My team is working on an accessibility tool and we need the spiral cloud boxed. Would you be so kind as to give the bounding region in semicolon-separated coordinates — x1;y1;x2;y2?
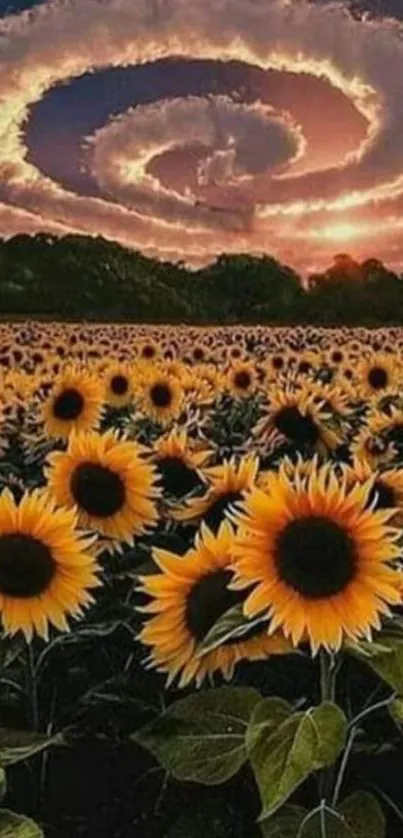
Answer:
0;0;403;273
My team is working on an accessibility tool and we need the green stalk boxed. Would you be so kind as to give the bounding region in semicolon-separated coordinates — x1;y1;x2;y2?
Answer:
26;641;39;733
318;650;337;801
319;649;334;703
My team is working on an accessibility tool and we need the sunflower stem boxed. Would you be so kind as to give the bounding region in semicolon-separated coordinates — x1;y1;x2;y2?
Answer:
319;649;335;703
318;650;337;801
26;641;39;733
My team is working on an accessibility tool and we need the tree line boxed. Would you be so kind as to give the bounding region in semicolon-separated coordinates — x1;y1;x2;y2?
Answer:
0;232;402;325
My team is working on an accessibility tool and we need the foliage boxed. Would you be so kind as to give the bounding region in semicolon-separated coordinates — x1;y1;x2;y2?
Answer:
1;233;403;324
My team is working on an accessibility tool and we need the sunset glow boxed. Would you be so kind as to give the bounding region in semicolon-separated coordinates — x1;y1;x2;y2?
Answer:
313;222;370;242
0;0;402;274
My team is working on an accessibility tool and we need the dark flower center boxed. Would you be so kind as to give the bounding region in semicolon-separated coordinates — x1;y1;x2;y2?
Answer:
275;515;357;598
142;345;156;359
272;356;284;370
234;370;252;390
193;348;204;361
150;383;173;408
0;534;56;598
158;456;201;497
203;491;243;534
297;361;311;374
367;480;396;510
71;462;126;517
331;351;343;363
53;388;84;420
367;366;388;390
274;406;320;446
111;375;129;396
185;569;241;643
386;423;403;447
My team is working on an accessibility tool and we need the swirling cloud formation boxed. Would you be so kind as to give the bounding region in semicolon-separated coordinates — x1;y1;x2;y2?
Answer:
0;0;403;273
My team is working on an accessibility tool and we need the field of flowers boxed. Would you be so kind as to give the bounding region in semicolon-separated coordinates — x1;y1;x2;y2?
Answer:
1;320;403;837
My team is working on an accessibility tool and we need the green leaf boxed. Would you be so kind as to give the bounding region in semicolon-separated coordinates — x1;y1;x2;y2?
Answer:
196;603;269;657
0;729;64;766
0;770;6;804
298;805;351;838
165;799;241;838
349;637;403;692
310;702;347;769
132;686;261;785
248;702;346;820
0;635;25;669
344;640;394;659
0;809;44;837
296;792;386;838
246;698;292;752
260;805;307;837
389;696;403;725
247;701;317;819
339;791;386;838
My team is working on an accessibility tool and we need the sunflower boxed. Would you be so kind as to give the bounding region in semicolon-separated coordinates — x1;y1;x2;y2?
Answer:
343;457;403;526
174;456;259;532
311;382;353;416
375;406;403;451
190;343;209;364
326;346;347;367
0;489;99;641
230;462;402;654
138;370;184;426
352;409;399;468
42;366;104;439
138;339;159;361
265;351;290;378
137;522;292;688
358;353;397;397
152;428;212;499
46;430;160;546
226;362;257;399
104;362;134;408
253;384;341;455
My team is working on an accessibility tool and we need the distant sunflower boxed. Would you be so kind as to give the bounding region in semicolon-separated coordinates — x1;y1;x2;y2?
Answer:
139;370;184;426
137;522;292;688
327;347;346;367
152;428;211;499
42;367;104;439
138;339;159;361
0;489;99;641
227;344;244;362
378;406;403;449
312;382;352;416
230;463;402;654
352;410;398;468
227;362;257;399
359;354;397;397
190;343;208;364
174;456;259;532
339;363;356;385
343;457;403;526
46;430;160;545
104;362;134;408
253;385;341;455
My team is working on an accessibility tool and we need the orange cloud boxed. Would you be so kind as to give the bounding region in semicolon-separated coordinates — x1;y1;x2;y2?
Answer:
0;0;402;274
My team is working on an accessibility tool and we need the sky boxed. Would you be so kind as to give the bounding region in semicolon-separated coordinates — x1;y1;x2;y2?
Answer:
0;0;403;274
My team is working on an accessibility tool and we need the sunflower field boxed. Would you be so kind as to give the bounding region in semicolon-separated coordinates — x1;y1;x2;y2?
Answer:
1;320;403;837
